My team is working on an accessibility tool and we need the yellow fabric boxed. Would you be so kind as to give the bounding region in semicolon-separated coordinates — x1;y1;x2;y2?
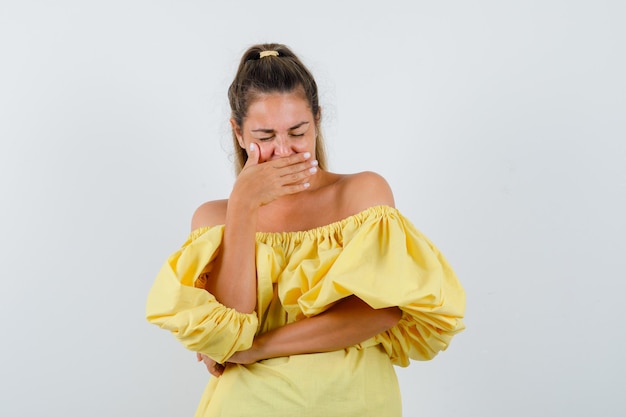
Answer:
145;226;259;363
146;205;465;416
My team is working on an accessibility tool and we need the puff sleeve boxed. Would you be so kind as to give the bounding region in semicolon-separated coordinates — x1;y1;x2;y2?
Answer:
145;226;259;363
297;207;465;366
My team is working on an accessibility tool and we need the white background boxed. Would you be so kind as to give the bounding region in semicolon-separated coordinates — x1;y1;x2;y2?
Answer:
1;1;625;416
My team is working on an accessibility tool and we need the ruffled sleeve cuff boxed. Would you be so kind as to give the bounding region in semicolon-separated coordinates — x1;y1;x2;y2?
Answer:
146;226;258;363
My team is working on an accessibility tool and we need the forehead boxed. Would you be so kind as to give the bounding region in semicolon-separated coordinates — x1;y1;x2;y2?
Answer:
244;92;313;129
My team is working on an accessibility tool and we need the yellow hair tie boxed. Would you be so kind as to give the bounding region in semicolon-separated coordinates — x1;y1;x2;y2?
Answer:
259;50;279;58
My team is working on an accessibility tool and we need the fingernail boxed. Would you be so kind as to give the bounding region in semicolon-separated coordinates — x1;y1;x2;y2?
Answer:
311;160;318;166
303;152;311;159
249;143;256;152
309;167;317;174
303;182;310;188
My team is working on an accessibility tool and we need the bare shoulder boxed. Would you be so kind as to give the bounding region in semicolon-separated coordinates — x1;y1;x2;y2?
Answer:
336;171;395;214
191;199;228;231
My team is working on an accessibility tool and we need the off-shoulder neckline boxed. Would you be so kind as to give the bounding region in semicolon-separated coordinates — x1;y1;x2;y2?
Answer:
189;205;400;242
257;204;398;239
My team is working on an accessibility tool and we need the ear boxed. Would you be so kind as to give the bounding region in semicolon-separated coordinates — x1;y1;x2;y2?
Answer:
315;107;322;124
314;108;322;138
230;118;245;148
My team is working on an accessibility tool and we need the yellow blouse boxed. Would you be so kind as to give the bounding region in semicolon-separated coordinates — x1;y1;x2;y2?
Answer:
146;205;465;417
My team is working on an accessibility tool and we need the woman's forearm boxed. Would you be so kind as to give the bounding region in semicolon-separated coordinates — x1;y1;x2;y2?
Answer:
206;199;258;313
240;296;402;361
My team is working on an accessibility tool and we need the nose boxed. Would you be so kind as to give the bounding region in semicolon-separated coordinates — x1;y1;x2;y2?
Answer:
273;135;294;157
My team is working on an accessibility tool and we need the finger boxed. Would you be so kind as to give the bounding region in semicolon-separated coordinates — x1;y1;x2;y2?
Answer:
200;355;223;376
208;362;225;377
196;352;202;362
243;143;260;168
281;181;312;194
202;358;214;372
269;151;312;169
271;157;318;186
279;163;318;184
266;156;318;186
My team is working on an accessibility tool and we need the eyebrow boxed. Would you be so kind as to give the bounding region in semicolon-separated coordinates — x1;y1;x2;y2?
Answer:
251;121;309;133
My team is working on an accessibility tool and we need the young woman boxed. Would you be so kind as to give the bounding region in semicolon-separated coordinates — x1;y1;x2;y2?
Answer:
146;43;465;417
